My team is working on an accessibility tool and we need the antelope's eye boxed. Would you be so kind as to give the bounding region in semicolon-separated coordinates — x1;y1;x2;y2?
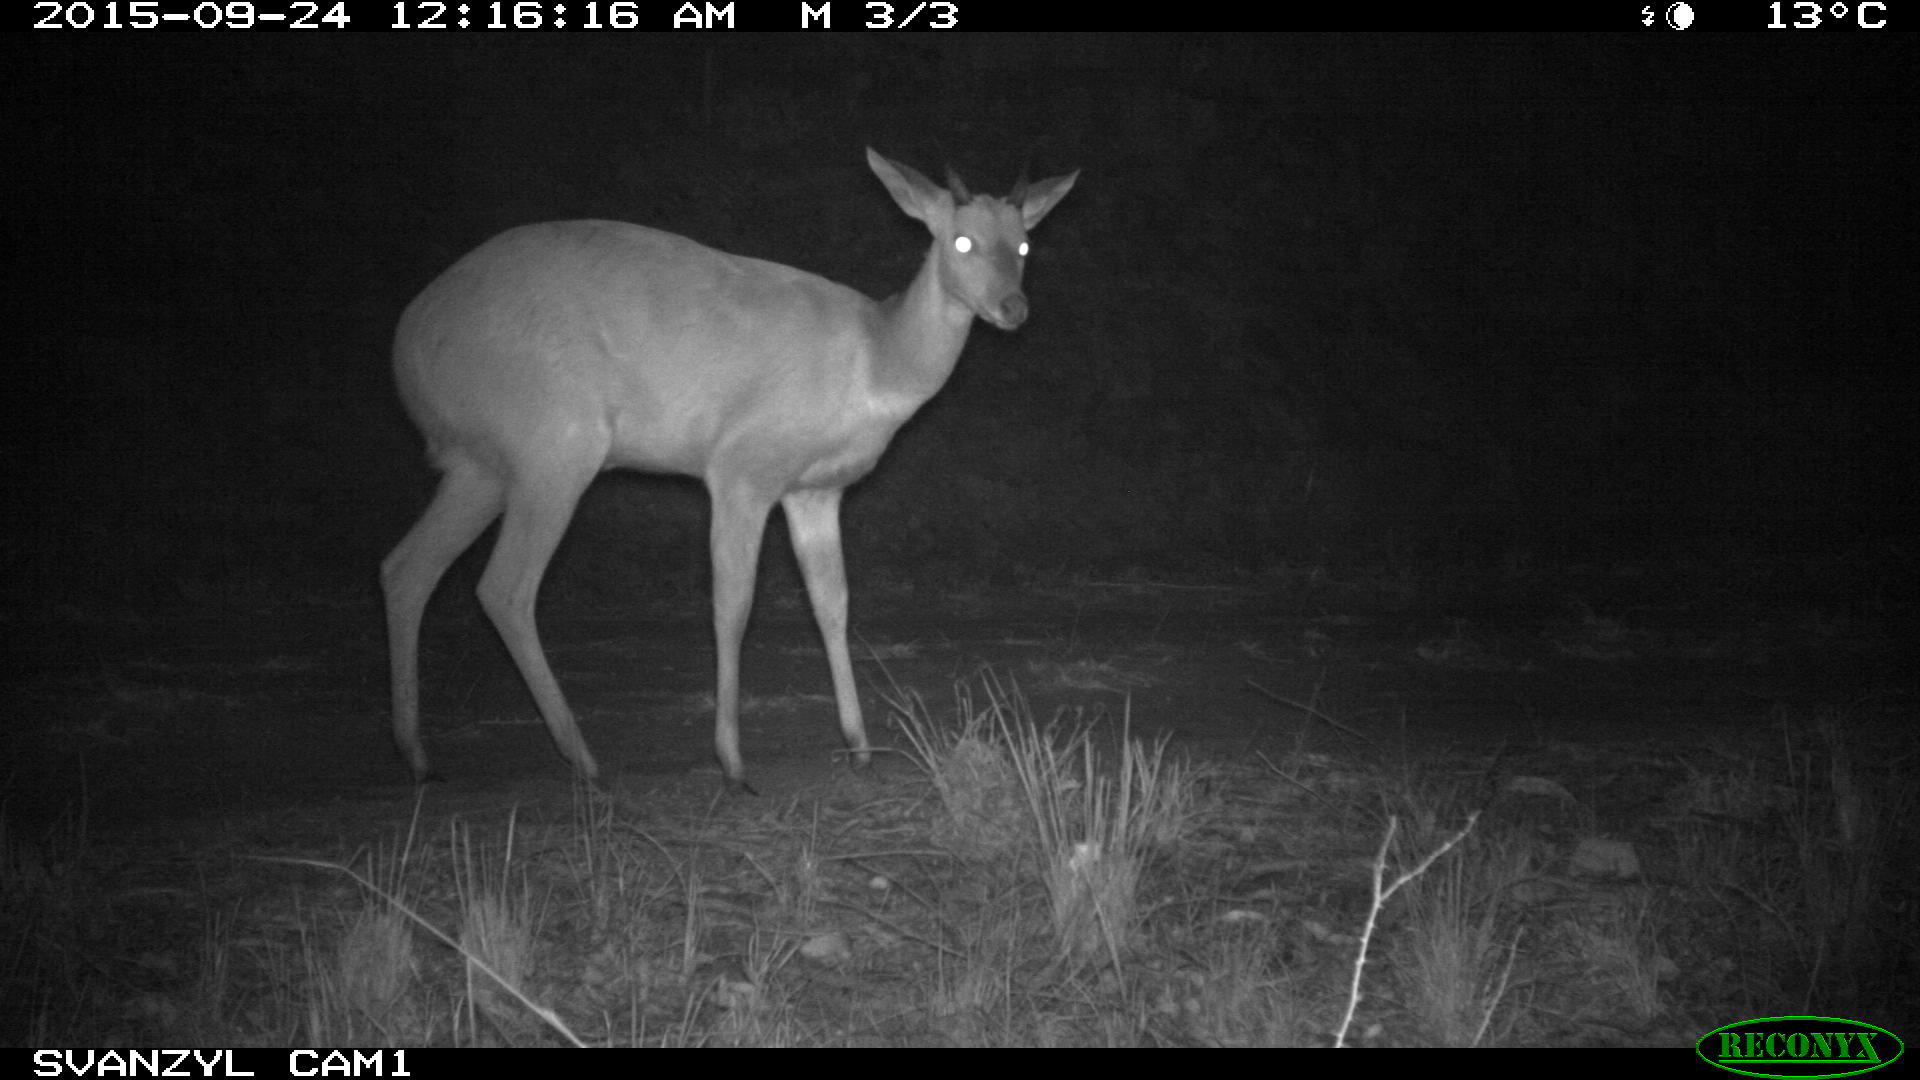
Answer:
1018;241;1030;258
954;236;973;254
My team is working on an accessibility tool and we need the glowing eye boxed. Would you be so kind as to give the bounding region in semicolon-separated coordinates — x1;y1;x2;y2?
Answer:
1018;241;1030;258
954;236;973;254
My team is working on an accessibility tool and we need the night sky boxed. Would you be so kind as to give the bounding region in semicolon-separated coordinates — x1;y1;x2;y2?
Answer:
12;34;1913;614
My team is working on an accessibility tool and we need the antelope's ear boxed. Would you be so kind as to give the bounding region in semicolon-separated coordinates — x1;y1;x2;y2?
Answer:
1018;169;1079;230
868;148;948;224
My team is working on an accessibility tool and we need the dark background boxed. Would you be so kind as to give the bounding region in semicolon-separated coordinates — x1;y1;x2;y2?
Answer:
10;34;1913;619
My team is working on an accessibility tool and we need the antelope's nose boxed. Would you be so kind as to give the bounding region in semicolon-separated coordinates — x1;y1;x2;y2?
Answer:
993;292;1029;330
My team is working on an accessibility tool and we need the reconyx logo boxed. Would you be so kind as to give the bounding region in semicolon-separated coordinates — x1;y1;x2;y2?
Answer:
1697;1016;1903;1079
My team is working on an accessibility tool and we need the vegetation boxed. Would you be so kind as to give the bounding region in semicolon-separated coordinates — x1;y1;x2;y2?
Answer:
7;649;1910;1046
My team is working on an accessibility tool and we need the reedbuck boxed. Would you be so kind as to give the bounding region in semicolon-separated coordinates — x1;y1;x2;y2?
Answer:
382;148;1078;790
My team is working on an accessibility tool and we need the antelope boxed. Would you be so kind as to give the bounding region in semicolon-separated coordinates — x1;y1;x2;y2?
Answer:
381;148;1078;790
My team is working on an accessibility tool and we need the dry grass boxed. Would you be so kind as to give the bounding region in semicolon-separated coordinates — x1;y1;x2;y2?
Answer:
4;678;1912;1046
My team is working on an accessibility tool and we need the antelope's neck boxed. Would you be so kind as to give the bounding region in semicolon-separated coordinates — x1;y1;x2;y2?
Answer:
869;242;975;404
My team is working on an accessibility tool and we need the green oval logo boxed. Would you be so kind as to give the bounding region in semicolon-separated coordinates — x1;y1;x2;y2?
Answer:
1697;1016;1904;1079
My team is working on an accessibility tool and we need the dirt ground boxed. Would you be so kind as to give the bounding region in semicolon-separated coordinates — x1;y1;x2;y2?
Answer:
8;568;1897;834
5;563;1912;1046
